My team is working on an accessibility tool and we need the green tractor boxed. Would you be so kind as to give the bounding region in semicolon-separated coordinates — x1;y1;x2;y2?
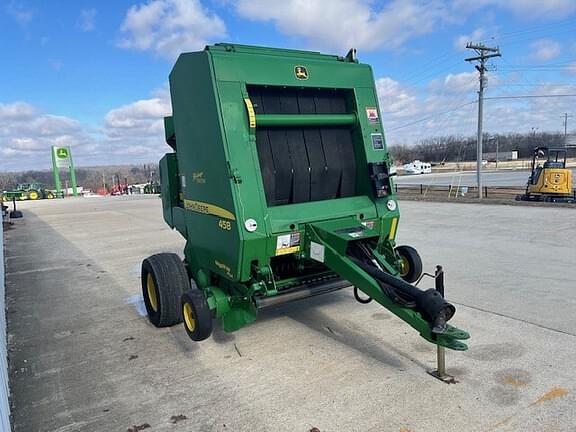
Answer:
12;183;56;200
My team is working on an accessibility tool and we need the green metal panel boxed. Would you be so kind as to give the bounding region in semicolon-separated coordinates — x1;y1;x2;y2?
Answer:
164;116;176;148
169;52;242;280
267;196;379;233
210;47;375;89
159;153;178;227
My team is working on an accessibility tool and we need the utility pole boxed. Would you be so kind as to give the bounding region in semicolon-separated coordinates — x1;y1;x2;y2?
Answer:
562;113;573;147
465;43;501;199
495;136;499;170
531;127;539;146
489;135;500;169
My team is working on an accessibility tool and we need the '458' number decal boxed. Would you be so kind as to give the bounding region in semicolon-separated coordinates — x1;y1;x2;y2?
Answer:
218;220;232;231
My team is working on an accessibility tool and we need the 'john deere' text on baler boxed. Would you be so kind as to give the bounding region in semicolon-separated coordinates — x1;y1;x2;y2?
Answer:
141;44;469;351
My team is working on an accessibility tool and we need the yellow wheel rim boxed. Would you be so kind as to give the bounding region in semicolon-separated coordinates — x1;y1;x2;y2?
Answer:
146;273;158;312
399;255;410;277
29;191;39;200
183;302;196;332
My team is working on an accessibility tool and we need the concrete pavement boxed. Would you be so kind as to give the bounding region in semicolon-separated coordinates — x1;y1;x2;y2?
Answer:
4;196;576;431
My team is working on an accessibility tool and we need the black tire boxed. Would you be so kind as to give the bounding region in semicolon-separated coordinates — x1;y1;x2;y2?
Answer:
141;253;190;327
395;245;423;283
181;290;213;341
45;192;55;199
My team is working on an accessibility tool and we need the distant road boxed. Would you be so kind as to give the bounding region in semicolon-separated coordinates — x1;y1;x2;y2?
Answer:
395;168;576;187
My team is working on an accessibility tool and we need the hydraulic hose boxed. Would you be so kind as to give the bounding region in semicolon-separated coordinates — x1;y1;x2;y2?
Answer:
348;247;455;333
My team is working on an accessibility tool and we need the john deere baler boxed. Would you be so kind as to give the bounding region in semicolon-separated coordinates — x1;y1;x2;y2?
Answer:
142;44;469;351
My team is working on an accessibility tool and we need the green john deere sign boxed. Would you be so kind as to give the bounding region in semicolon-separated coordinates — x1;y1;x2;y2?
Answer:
51;146;78;196
53;146;71;169
56;147;69;159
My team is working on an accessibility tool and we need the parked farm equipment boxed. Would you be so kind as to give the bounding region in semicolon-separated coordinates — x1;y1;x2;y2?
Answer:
2;183;56;201
141;44;469;354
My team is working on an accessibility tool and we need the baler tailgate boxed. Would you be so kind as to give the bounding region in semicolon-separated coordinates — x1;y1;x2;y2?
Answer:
248;86;357;206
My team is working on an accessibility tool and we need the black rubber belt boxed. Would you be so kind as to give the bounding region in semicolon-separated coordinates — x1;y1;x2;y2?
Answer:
255;129;276;205
248;86;355;206
268;129;292;205
304;129;329;201
337;128;357;197
286;129;310;203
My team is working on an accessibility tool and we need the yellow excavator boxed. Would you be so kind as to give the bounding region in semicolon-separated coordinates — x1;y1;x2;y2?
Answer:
516;146;575;203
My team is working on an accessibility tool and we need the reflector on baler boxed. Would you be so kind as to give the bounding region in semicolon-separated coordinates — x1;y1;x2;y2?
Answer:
144;43;469;356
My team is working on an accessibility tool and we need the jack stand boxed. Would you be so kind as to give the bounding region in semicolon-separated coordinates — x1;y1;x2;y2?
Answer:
427;266;457;384
9;197;23;220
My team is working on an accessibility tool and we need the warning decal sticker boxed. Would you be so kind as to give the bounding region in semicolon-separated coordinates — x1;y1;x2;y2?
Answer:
366;107;379;123
371;133;384;150
310;242;325;263
275;232;301;256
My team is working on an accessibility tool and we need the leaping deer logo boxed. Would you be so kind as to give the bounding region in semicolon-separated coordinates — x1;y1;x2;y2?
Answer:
294;66;309;80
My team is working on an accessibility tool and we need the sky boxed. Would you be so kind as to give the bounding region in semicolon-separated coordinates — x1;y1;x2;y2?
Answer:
1;0;575;171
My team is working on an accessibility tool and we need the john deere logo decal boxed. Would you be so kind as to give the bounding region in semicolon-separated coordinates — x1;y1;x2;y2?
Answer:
294;65;308;80
56;148;69;159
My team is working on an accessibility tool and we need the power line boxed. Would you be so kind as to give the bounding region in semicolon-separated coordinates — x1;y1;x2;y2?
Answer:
478;18;576;42
388;94;576;131
476;19;576;47
485;94;576;100
491;84;576;87
499;63;575;67
387;101;477;131
498;68;575;71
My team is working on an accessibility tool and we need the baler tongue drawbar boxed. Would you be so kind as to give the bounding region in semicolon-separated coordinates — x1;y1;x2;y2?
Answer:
304;220;470;351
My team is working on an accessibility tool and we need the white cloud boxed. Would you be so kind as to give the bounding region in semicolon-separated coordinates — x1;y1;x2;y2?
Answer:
0;102;91;170
0;91;173;171
375;78;418;118
529;39;561;62
0;102;36;120
377;74;480;145
454;28;485;51
104;97;170;135
99;93;173;163
443;71;479;93
77;8;97;32
235;0;453;52
5;0;34;27
118;0;227;59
